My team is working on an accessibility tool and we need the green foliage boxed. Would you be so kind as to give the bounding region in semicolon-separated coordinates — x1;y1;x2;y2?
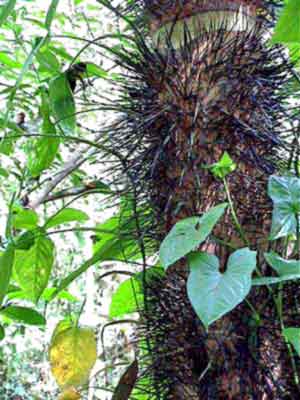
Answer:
159;203;228;269
0;246;15;306
207;151;236;179
45;208;89;229
109;267;164;318
49;73;76;134
187;249;257;329
13;235;55;303
0;305;46;326
283;328;300;356
272;0;300;44
268;176;300;240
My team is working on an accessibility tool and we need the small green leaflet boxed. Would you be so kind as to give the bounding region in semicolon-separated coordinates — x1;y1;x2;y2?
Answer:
0;305;46;326
13;236;55;303
46;0;60;31
268;175;300;240
272;0;300;44
0;0;16;27
160;203;228;270
187;248;257;329
49;73;76;134
0;245;15;306
208;151;236;179
45;208;89;229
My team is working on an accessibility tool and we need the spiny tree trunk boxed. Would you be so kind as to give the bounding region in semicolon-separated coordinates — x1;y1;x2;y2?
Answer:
108;0;299;398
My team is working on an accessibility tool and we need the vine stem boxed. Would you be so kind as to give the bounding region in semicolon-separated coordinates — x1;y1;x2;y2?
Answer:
223;178;250;247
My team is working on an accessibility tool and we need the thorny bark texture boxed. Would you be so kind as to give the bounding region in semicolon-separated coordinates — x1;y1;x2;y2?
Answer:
124;1;300;399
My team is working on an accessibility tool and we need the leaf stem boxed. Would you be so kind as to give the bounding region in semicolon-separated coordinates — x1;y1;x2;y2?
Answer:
223;178;250;247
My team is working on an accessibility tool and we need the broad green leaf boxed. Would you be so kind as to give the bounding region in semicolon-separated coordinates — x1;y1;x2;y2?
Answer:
109;277;142;319
265;252;300;276
272;0;300;44
14;236;55;303
28;88;60;177
0;305;46;326
36;49;60;73
49;324;97;388
160;203;228;269
12;209;39;230
209;152;236;179
268;175;300;240
0;325;4;341
46;0;60;31
187;248;257;328
0;0;16;27
283;328;300;356
45;208;89;229
109;267;164;318
0;246;15;306
49;73;76;134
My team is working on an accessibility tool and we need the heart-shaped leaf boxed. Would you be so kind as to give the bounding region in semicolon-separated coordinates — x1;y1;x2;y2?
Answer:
187;248;257;328
268;175;300;240
160;203;228;269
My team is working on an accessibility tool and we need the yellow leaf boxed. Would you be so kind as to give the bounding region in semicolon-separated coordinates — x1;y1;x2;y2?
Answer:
49;324;97;389
58;388;81;400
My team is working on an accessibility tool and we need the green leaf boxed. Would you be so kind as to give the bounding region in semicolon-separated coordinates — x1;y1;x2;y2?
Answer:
0;52;21;69
159;203;228;270
12;209;39;230
28;88;60;177
14;236;55;303
209;152;237;179
0;246;15;306
0;325;4;341
109;267;164;318
0;305;46;326
0;0;16;27
268;175;300;240
46;0;60;31
45;208;89;229
265;252;300;276
272;0;300;44
41;288;79;303
283;328;300;356
93;200;145;262
86;63;108;79
36;49;60;73
109;277;142;319
49;73;76;134
252;274;300;286
187;248;257;328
